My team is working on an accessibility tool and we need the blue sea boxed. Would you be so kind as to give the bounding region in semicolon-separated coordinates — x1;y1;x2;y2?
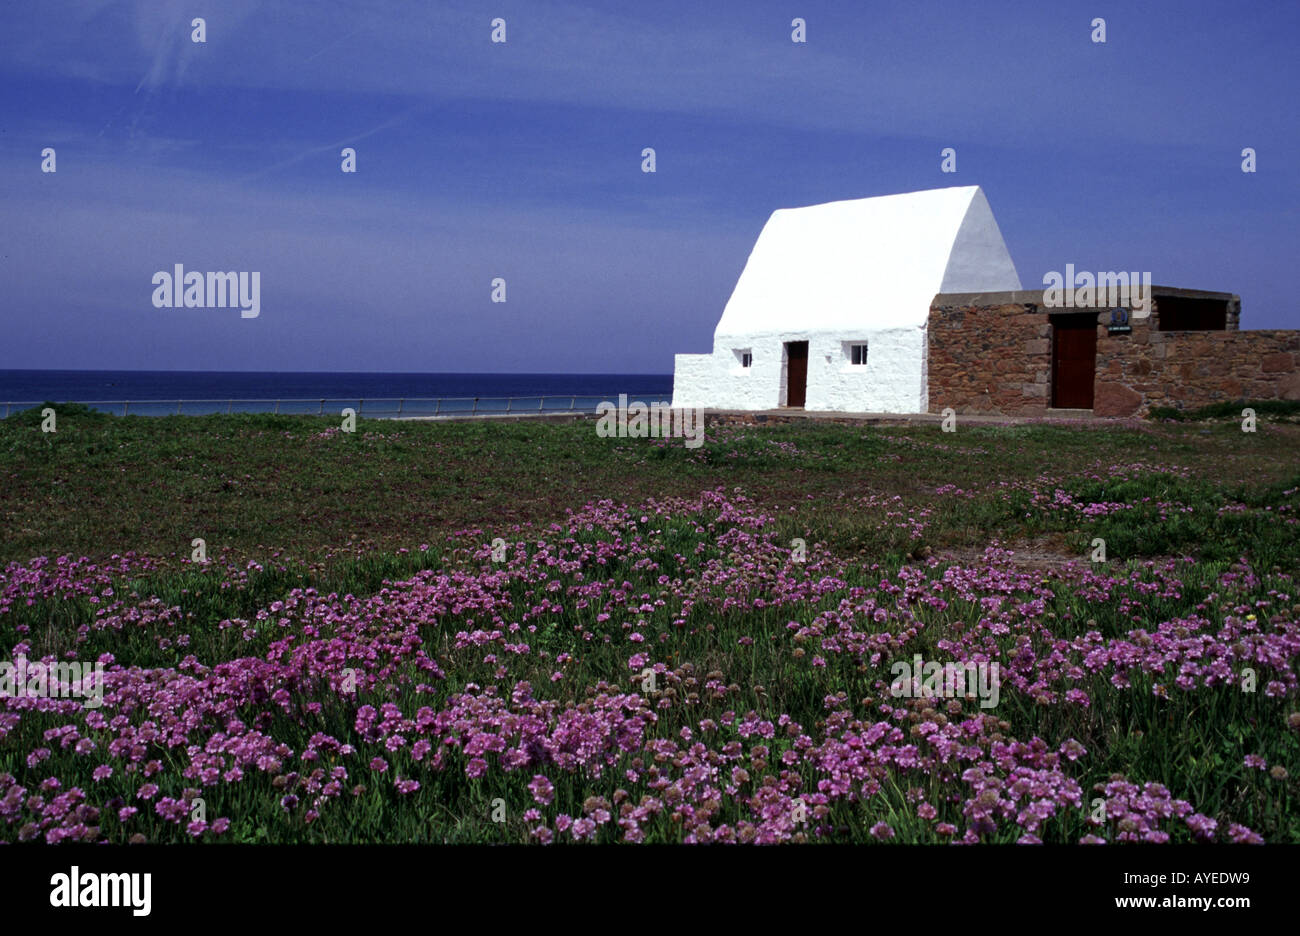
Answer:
0;370;673;418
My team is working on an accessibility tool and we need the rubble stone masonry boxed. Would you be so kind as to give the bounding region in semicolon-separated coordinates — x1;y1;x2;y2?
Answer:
928;289;1300;417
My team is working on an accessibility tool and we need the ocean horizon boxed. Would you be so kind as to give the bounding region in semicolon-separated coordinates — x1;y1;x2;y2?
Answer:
0;369;674;418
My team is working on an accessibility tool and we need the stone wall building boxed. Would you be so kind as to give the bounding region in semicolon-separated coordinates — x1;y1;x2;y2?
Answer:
927;288;1300;417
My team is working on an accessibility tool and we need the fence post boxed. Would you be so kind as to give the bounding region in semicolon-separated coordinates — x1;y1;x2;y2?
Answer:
472;397;478;415
570;395;576;412
505;397;512;414
177;400;182;415
398;398;404;416
358;399;364;416
435;398;441;416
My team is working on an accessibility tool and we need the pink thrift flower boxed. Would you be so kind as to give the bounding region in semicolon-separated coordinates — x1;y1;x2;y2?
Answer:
528;775;555;806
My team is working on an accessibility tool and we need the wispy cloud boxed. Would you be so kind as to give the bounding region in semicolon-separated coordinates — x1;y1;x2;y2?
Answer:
235;106;424;183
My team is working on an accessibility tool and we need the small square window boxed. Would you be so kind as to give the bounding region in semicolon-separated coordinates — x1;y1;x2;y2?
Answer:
741;352;752;368
850;343;868;366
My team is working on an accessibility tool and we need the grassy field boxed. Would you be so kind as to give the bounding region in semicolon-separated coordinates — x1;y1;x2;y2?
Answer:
1;407;1298;843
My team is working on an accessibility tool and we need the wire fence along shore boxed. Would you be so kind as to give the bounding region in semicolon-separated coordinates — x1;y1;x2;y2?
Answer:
0;393;674;420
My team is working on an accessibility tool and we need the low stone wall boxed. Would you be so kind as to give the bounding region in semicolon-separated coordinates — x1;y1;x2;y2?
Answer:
1094;328;1300;416
928;290;1300;417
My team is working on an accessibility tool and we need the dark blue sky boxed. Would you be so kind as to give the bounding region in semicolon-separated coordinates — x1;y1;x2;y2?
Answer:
2;0;1296;373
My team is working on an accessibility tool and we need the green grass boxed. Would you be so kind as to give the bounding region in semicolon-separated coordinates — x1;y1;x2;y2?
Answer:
6;410;1297;567
1148;398;1300;421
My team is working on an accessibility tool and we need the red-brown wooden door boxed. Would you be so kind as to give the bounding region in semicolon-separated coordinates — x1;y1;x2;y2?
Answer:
1051;316;1097;409
785;341;808;407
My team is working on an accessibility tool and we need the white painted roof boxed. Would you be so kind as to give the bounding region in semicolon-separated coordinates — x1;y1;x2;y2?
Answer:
713;186;1022;338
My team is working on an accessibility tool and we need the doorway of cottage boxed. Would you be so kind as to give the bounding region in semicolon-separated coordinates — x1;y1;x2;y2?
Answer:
784;341;808;408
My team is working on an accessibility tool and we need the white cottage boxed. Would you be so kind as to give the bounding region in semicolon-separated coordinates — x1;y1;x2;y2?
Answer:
672;186;1022;413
